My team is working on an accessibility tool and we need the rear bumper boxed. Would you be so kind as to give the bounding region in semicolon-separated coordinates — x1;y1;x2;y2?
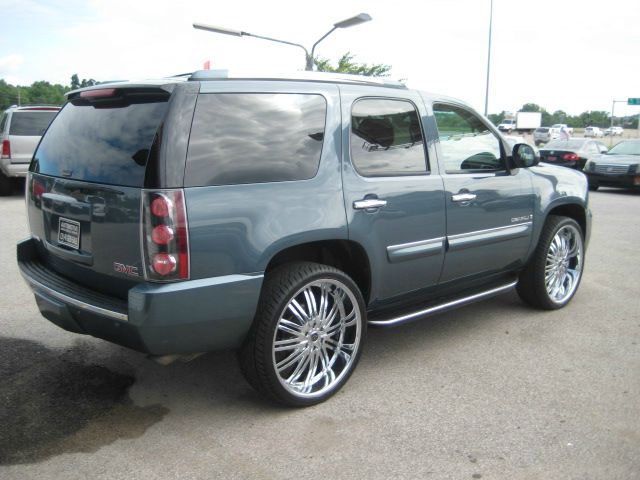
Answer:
18;238;263;355
1;159;29;177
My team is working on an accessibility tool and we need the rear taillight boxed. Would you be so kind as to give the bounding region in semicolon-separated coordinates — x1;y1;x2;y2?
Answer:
1;140;10;159
142;190;189;281
563;153;579;161
32;177;46;198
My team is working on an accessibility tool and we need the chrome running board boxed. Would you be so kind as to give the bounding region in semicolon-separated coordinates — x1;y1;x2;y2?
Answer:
368;280;518;327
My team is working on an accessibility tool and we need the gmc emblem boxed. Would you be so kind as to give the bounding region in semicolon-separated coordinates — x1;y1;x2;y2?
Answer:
113;262;139;277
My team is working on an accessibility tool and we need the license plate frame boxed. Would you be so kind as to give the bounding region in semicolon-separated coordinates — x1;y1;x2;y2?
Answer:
58;217;81;250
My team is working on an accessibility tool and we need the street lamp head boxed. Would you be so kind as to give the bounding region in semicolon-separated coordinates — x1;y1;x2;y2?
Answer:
193;23;243;37
333;13;372;29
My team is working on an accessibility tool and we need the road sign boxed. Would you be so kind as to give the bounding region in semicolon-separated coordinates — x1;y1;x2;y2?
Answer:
628;98;640;105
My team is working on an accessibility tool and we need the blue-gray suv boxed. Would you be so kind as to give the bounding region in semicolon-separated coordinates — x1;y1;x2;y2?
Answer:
18;71;591;406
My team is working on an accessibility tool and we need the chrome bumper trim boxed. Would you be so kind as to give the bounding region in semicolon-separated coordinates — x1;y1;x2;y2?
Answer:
21;272;129;322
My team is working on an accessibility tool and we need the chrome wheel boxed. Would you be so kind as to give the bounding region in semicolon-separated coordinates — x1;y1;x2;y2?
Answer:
544;224;583;304
272;278;362;399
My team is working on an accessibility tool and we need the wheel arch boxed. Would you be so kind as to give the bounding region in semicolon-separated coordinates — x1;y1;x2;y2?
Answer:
546;202;587;238
263;240;372;304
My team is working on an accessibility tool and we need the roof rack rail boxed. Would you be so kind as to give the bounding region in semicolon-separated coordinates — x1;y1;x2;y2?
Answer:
10;104;62;109
188;70;408;89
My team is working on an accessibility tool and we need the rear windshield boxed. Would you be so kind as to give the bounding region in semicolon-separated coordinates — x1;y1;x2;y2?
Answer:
535;128;548;132
32;92;169;187
9;111;58;136
544;139;586;149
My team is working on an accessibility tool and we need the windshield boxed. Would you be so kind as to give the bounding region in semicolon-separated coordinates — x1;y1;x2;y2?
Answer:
543;139;586;150
607;141;640;155
501;119;514;124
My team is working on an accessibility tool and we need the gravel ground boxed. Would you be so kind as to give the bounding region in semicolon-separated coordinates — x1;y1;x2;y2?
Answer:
0;185;639;479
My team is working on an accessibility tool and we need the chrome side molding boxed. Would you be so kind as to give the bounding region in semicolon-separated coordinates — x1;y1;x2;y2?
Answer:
386;237;444;263
368;280;517;327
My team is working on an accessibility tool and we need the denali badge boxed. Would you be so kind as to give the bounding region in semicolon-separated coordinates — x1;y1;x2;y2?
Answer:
113;262;139;277
511;214;533;223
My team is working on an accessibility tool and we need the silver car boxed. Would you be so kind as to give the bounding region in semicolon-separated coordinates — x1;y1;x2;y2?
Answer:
0;105;60;195
533;127;559;146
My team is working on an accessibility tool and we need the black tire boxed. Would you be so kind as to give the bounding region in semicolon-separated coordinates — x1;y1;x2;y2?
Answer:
0;173;12;196
517;216;585;310
588;183;599;191
238;262;366;407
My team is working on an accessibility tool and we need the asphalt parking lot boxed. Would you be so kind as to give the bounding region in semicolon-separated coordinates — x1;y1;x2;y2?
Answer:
1;186;639;479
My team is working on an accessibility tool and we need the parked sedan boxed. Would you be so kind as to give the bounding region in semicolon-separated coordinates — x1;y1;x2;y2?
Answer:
539;138;608;170
583;140;640;191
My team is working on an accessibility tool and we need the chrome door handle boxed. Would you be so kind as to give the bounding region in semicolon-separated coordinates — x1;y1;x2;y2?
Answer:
451;193;476;202
353;198;387;210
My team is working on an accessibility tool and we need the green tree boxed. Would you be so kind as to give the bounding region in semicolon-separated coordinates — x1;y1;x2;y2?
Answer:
0;74;101;110
487;111;506;125
521;103;542;112
70;74;97;90
314;52;391;77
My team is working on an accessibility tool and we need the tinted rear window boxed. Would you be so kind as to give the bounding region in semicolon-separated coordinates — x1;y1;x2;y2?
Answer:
185;93;326;186
544;139;586;150
351;98;427;176
32;93;168;187
9;111;58;136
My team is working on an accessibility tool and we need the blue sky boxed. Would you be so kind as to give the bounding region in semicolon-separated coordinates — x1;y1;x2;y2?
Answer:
1;0;639;117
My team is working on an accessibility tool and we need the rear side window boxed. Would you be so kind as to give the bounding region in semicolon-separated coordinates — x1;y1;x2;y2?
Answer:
9;111;58;136
0;113;7;133
32;92;169;187
350;98;427;177
185;93;326;186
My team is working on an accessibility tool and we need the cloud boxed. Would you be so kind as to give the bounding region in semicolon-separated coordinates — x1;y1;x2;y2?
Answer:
0;55;24;74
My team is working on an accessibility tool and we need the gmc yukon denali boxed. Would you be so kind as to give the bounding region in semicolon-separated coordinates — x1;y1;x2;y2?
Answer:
18;71;591;406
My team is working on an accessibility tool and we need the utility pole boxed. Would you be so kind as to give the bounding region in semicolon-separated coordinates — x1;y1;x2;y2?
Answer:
484;0;493;116
610;99;627;145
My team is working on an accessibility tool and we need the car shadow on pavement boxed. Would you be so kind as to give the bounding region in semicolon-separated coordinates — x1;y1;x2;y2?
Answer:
0;291;531;465
0;337;168;466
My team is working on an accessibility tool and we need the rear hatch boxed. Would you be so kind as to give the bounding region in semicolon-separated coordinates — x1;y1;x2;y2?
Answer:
27;86;172;298
7;108;59;163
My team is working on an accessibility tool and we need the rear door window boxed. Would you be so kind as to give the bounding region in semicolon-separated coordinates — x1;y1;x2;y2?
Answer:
185;93;327;186
32;91;169;187
9;112;58;136
350;98;427;177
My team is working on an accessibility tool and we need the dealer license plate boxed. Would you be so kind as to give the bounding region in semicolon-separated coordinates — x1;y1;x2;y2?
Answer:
58;217;81;249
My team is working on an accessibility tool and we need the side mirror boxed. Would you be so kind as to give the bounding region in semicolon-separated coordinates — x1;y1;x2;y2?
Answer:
512;143;539;168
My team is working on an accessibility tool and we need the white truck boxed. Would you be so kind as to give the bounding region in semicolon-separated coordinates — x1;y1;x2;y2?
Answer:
498;112;542;132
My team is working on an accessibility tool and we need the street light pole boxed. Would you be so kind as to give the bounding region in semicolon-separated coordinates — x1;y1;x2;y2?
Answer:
193;13;372;71
484;0;493;117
